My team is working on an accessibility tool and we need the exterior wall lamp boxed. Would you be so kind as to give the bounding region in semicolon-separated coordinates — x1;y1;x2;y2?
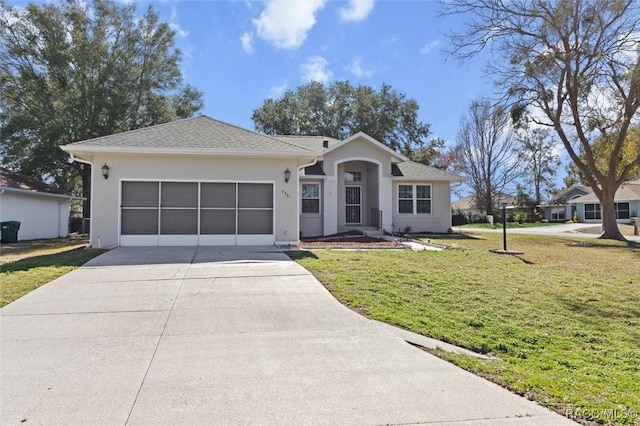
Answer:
284;168;291;183
101;163;110;180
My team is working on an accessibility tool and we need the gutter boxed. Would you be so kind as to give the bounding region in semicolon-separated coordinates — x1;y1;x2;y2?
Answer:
68;153;94;248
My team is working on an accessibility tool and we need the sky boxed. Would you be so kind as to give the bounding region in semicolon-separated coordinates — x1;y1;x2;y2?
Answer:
122;0;495;146
9;0;568;192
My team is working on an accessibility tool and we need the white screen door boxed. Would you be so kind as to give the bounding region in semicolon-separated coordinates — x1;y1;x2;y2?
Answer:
345;185;362;225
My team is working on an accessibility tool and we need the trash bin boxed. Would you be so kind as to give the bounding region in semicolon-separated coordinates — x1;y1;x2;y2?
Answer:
1;221;21;244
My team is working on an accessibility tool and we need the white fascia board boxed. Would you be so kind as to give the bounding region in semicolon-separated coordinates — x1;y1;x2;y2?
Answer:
0;186;84;200
60;144;316;160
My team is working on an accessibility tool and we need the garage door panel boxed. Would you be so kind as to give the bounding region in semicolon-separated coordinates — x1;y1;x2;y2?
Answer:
160;209;198;235
121;209;159;235
122;182;159;207
201;183;235;208
238;210;273;235
238;183;273;208
161;182;198;208
200;210;236;234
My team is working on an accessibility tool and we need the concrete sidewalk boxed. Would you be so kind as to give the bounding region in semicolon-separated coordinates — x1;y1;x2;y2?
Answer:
1;247;574;425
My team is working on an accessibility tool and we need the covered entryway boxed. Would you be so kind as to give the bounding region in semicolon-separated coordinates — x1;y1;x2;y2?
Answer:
119;180;274;246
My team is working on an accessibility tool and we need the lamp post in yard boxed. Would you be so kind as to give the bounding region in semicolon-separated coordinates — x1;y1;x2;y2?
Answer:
500;198;508;251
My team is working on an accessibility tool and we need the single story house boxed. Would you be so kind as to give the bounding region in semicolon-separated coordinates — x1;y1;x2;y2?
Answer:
0;167;76;240
542;186;592;222
451;194;515;222
569;180;640;223
61;116;465;248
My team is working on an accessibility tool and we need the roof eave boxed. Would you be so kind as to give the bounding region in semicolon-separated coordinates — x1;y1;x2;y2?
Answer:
0;186;84;200
392;176;466;182
61;145;317;159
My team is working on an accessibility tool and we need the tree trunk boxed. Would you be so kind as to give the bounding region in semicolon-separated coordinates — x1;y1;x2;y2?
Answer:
598;184;625;241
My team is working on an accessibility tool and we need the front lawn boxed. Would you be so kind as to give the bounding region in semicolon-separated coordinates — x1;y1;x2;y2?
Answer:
459;221;565;229
0;238;105;307
289;234;640;425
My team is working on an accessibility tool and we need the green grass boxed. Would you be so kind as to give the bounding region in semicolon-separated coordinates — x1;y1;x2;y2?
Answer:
289;234;640;425
459;221;565;229
1;246;105;308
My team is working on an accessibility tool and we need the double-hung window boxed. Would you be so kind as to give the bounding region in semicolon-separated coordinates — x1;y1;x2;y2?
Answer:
301;183;320;214
398;184;432;214
584;203;601;220
615;202;630;220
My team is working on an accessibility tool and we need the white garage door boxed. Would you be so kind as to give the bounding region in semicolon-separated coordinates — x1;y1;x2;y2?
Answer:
120;181;274;246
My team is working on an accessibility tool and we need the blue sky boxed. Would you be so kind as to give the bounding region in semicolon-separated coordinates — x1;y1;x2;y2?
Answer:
145;0;494;145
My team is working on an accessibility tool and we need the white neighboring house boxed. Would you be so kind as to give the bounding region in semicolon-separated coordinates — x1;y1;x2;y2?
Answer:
60;116;465;248
0;167;76;241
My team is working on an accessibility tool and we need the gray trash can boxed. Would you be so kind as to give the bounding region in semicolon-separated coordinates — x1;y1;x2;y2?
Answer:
1;221;21;244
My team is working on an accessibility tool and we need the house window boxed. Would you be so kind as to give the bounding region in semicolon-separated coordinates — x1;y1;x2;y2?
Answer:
344;171;362;182
301;183;320;214
584;203;601;220
550;207;565;221
398;184;432;214
615;202;630;219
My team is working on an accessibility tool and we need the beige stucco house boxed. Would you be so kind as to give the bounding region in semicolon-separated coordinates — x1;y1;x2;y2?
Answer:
61;116;464;248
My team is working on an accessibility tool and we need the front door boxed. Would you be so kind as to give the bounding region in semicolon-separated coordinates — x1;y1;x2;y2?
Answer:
345;185;362;225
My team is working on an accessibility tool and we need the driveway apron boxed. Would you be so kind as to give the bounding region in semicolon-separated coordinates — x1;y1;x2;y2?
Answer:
1;247;574;425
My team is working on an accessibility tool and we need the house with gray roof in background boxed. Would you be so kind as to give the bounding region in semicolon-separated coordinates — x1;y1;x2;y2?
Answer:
61;116;464;248
569;180;640;223
0;167;79;241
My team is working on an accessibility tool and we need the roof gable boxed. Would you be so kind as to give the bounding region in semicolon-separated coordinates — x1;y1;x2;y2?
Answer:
321;132;408;162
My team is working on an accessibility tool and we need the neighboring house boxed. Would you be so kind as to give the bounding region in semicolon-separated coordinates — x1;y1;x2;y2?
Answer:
542;186;593;222
451;194;515;222
569;180;640;223
60;116;465;248
0;167;76;241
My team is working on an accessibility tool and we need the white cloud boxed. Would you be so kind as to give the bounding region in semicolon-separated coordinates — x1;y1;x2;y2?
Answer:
339;0;374;22
300;56;332;83
268;79;289;98
240;32;254;53
169;7;188;38
420;40;440;55
252;0;325;49
346;57;373;78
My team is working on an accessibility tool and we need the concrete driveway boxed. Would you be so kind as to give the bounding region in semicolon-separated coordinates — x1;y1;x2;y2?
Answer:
1;247;574;425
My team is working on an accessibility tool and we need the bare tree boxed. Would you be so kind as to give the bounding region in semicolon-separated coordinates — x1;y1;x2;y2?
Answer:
442;0;640;240
456;99;521;216
516;127;561;206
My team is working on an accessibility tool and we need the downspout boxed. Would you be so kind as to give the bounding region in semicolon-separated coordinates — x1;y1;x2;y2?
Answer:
69;153;95;248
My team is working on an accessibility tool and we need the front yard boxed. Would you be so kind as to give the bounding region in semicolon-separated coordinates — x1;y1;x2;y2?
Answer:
0;237;105;308
289;234;640;425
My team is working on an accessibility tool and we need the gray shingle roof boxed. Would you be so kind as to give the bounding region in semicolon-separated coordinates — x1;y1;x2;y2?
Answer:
570;182;640;203
392;162;465;182
274;135;341;153
0;167;70;195
64;116;313;153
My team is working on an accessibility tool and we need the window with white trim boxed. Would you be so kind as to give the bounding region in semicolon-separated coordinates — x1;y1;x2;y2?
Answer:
584;203;601;220
550;207;565;221
344;171;362;182
615;202;630;219
398;184;432;214
301;183;320;214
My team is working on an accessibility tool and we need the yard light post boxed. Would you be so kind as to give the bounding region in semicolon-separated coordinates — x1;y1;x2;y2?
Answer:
500;198;508;251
